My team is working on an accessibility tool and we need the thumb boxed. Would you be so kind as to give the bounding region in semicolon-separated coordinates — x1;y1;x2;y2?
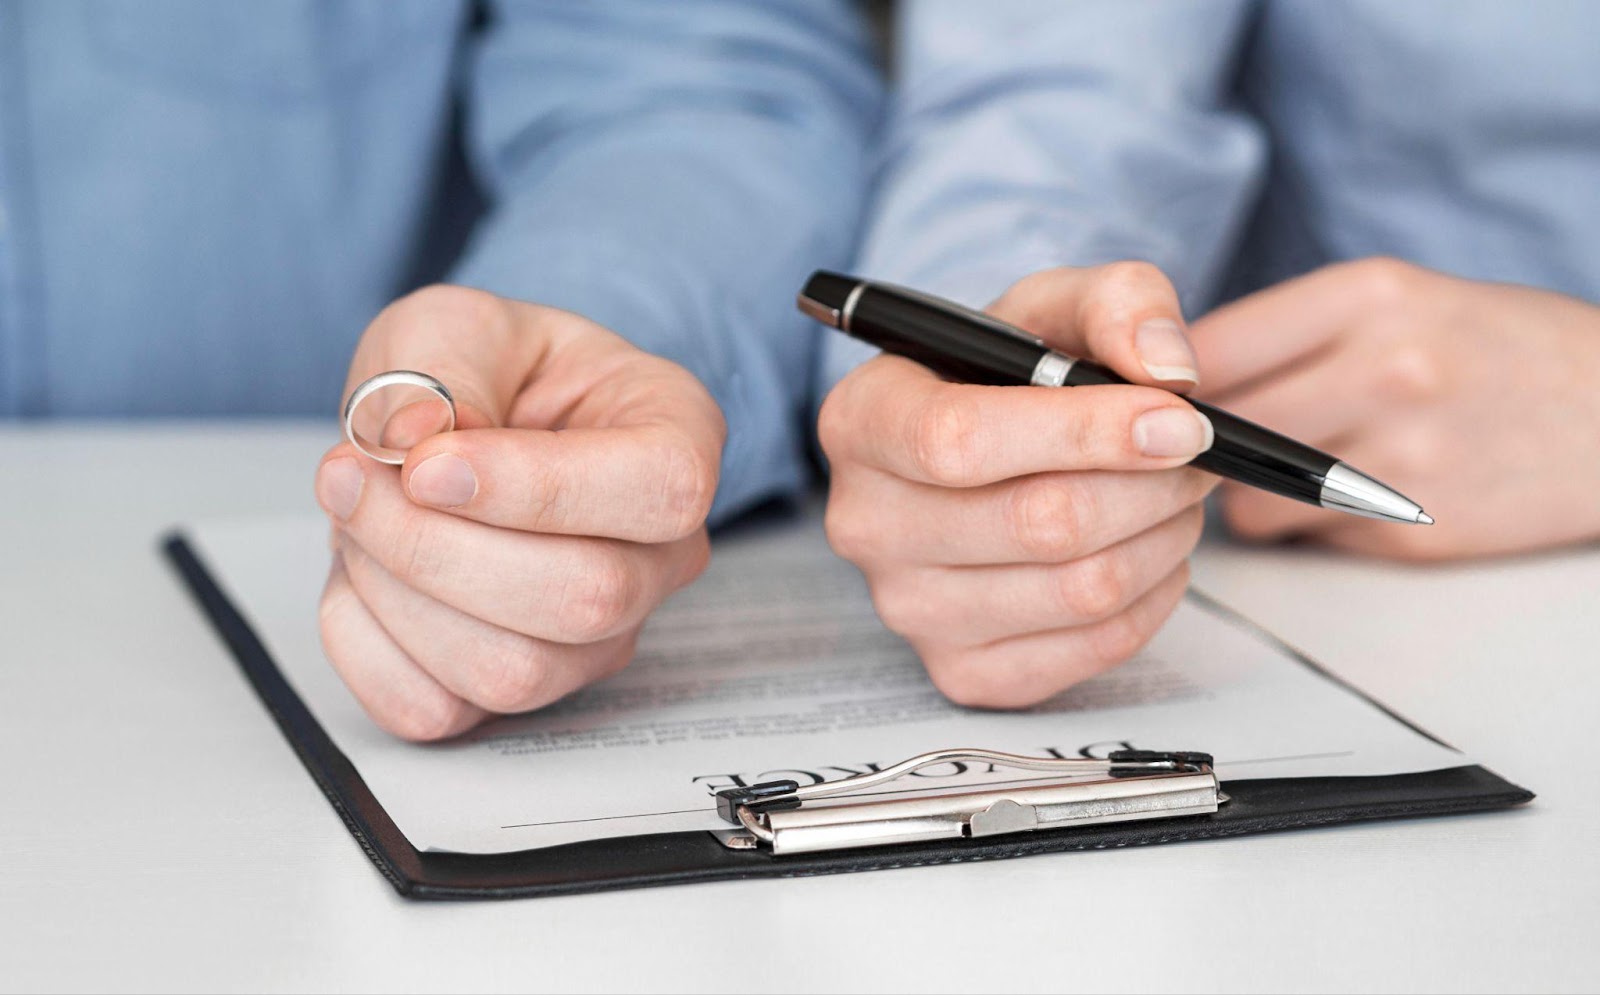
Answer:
398;335;726;543
341;285;542;455
985;262;1200;393
342;285;727;541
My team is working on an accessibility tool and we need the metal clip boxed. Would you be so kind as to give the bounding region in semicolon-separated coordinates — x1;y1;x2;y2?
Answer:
715;748;1223;856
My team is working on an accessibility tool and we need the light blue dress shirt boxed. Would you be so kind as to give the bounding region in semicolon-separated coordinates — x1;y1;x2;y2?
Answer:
0;1;880;522
824;0;1600;388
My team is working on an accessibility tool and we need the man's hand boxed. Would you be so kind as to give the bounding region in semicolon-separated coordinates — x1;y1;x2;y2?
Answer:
1191;258;1600;560
820;264;1218;709
314;286;723;741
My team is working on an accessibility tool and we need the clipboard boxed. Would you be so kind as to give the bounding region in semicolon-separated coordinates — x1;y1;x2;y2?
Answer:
162;532;1533;901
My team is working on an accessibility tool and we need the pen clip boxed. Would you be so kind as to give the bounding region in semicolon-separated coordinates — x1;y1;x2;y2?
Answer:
715;748;1222;855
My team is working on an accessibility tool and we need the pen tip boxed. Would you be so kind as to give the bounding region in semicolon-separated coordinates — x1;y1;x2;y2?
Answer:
1417;512;1435;526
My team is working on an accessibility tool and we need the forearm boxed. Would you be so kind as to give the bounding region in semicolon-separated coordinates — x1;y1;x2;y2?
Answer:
835;0;1264;396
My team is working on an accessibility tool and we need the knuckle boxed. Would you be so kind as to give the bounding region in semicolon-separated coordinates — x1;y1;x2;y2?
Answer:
385;521;448;587
597;631;642;682
1097;259;1168;296
923;654;1004;710
990;269;1052;311
816;386;853;459
1067;396;1136;465
823;496;876;563
1089;609;1157;669
677;532;713;588
1346;257;1419;309
554;546;642;642
1002;267;1063;300
382;691;474;743
317;580;353;632
388;283;508;330
925;652;1052;710
1375;345;1444;405
1054;550;1127;622
1081;261;1170;327
653;435;718;540
908;392;984;485
1008;477;1087;562
473;644;556;714
868;575;930;638
518;462;566;533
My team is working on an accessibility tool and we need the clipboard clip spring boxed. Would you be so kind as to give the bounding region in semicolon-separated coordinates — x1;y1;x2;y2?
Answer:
715;748;1224;856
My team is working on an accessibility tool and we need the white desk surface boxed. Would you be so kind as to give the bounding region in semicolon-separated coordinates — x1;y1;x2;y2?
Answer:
1;422;1595;995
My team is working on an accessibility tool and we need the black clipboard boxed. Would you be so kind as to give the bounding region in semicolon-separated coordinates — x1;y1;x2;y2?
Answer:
162;532;1533;901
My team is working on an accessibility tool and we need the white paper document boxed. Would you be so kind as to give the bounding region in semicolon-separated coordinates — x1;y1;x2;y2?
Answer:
185;510;1465;854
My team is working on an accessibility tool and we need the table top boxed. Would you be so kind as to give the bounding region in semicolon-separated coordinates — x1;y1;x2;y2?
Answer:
2;422;1595;995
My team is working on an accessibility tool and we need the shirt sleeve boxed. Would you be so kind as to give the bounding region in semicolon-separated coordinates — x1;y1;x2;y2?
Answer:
821;0;1265;393
449;0;881;525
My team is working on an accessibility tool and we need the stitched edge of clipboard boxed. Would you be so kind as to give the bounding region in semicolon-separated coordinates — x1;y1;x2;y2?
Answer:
162;531;425;898
725;786;1536;884
396;770;1533;900
162;529;1535;902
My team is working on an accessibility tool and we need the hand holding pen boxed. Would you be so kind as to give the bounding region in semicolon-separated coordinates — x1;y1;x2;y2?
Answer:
809;263;1416;709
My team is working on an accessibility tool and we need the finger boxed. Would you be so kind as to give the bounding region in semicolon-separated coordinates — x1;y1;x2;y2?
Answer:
317;445;707;643
827;461;1215;566
318;559;486;741
819;355;1215;487
343;285;544;433
916;563;1191;710
866;506;1204;646
338;539;635;714
1189;258;1425;397
399;420;720;544
987;262;1200;390
350;395;458;455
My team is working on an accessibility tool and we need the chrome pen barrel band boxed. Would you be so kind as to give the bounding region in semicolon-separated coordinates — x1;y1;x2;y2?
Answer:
839;282;868;334
1030;351;1074;387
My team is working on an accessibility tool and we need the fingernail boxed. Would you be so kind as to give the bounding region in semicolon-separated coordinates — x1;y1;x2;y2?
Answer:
409;453;478;508
1134;408;1214;458
317;458;363;522
1135;319;1200;385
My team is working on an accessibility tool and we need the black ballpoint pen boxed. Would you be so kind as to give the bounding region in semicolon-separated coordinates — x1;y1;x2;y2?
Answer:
798;271;1433;525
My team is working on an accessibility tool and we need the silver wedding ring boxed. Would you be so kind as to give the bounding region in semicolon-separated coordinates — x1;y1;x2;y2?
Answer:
342;370;456;465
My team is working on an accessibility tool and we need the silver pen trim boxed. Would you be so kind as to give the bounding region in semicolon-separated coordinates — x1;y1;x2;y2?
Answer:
839;282;868;334
1030;351;1075;387
1319;462;1431;524
795;293;840;328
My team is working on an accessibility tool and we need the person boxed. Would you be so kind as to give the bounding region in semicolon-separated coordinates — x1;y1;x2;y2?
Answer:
4;1;880;738
817;0;1600;708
